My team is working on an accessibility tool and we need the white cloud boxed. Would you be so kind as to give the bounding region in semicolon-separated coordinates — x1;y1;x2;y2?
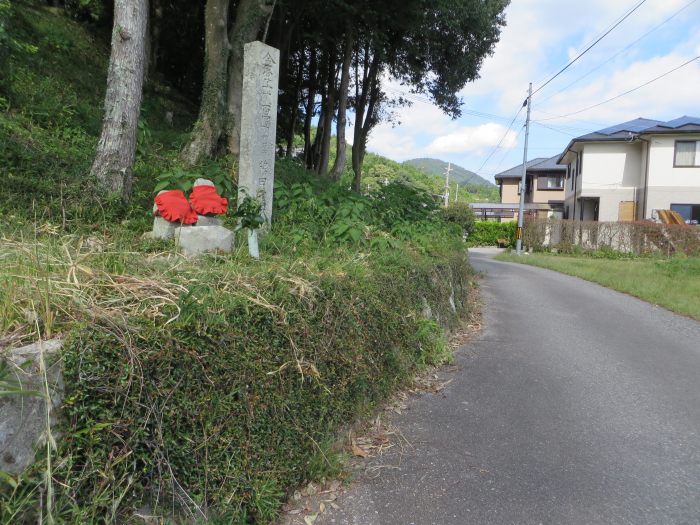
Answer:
425;123;518;154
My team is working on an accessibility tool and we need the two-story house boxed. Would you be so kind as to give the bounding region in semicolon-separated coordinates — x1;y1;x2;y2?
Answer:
493;155;566;221
557;116;700;223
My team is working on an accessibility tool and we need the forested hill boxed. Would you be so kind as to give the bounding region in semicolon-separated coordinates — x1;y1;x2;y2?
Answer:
404;158;494;187
364;153;499;203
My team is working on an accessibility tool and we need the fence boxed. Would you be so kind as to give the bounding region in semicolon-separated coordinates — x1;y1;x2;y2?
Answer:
523;219;700;256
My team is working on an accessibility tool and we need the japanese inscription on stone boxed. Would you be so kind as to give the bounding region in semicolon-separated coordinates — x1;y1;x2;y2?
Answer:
238;41;280;224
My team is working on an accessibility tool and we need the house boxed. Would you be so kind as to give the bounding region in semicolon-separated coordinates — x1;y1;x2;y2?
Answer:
557;116;700;223
493;155;566;221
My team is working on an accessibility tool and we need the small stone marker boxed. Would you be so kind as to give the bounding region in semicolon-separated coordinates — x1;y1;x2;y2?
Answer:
238;41;280;224
0;339;63;474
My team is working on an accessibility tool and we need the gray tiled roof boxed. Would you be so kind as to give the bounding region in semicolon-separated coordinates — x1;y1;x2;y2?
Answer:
528;155;567;172
494;155;565;180
557;115;700;164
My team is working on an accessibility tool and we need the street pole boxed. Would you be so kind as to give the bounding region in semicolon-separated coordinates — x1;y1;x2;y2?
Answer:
516;83;532;255
455;183;459;203
444;162;452;208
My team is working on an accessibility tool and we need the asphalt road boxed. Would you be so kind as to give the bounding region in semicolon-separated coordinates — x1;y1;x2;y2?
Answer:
316;248;700;525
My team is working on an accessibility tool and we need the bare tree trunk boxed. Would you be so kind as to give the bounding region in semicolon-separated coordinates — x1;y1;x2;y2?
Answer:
226;0;275;156
180;0;229;165
148;0;163;78
90;0;148;201
285;49;304;158
352;48;379;192
317;50;337;176
303;50;318;169
330;29;353;180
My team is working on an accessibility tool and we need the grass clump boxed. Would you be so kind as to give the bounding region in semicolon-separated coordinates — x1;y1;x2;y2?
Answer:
496;252;700;320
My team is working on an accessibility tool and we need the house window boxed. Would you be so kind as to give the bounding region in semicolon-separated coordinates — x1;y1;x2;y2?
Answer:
537;175;564;190
673;140;700;167
670;203;700;224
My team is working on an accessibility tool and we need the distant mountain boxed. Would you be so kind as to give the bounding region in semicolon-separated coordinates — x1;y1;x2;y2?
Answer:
403;158;494;188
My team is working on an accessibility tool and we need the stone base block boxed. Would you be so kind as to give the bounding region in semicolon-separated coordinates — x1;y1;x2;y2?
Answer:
149;216;178;239
196;214;224;226
175;225;233;257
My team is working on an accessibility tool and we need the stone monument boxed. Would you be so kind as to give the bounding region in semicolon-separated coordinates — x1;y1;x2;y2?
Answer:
238;41;280;224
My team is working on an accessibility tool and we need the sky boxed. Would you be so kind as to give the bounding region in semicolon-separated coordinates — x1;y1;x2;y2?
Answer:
364;0;700;183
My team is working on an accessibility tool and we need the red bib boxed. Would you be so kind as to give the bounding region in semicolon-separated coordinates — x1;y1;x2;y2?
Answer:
154;190;198;224
189;185;228;215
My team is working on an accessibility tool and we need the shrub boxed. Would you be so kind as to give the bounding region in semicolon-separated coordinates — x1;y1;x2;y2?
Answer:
466;221;516;247
439;202;476;237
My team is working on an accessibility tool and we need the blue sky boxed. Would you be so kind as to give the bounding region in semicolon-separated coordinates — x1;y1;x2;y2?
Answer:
365;0;700;183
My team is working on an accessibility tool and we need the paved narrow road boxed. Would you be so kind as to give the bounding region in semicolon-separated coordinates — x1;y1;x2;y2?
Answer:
318;249;700;525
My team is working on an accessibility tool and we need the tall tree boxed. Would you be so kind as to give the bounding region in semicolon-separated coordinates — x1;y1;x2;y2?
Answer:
180;0;230;165
330;26;354;180
89;0;148;201
226;0;275;156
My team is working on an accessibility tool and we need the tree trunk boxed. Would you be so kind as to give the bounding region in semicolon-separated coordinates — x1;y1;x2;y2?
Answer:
317;50;337;176
226;0;275;156
352;49;379;192
330;29;354;180
310;50;328;170
285;49;304;158
180;0;230;165
148;0;163;79
90;0;148;201
303;49;318;169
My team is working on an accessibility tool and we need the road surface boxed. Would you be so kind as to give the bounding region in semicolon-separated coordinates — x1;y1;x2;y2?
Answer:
316;248;700;525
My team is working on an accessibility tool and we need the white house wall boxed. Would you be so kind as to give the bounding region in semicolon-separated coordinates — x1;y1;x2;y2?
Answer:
644;134;700;218
579;142;643;221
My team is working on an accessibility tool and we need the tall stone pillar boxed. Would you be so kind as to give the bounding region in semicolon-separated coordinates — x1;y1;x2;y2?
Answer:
238;41;280;224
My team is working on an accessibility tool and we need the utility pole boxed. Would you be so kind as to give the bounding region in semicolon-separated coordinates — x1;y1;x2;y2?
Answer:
444;162;452;208
455;183;459;203
516;83;532;255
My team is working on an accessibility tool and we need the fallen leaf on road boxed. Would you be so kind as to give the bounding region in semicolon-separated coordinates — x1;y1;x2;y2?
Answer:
304;513;318;525
351;442;369;458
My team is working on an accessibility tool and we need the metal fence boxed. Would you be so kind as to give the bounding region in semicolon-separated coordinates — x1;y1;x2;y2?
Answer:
523;219;700;256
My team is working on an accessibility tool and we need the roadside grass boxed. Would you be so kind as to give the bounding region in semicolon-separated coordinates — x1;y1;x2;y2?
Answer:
495;252;700;321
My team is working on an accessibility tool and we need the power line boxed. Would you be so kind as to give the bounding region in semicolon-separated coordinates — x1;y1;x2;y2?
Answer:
475;106;525;174
531;121;580;137
479;125;526;178
384;87;516;123
537;0;697;105
538;54;700;121
531;0;647;97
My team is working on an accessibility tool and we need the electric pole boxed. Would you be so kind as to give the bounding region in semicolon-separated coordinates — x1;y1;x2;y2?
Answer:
455;183;459;203
516;83;532;255
444;162;452;208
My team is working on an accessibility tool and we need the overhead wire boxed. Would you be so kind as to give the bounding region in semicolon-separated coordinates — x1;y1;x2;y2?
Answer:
537;54;700;121
531;0;647;97
536;0;697;105
475;107;525;175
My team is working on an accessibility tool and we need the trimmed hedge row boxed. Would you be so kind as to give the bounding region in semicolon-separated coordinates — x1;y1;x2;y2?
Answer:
466;221;517;247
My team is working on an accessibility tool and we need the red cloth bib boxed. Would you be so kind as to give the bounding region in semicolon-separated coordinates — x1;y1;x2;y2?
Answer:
189;185;228;215
154;190;198;224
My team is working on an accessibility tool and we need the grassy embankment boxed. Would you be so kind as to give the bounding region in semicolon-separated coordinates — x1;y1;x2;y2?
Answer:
496;252;700;321
0;3;476;523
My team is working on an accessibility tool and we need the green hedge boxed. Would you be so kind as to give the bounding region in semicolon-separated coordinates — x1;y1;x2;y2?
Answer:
466;221;517;247
8;250;473;524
